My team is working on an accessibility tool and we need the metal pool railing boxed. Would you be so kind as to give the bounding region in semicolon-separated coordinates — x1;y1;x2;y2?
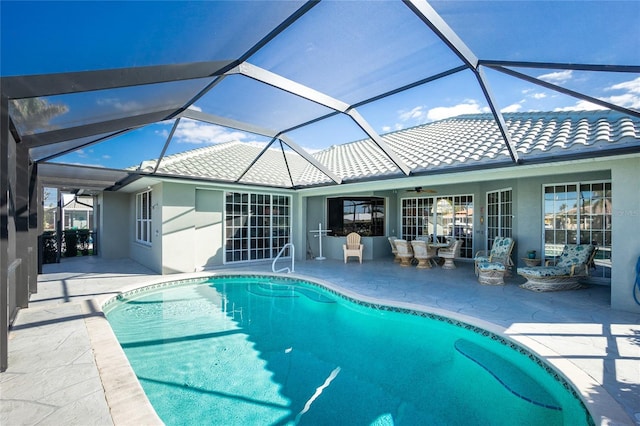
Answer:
272;243;295;273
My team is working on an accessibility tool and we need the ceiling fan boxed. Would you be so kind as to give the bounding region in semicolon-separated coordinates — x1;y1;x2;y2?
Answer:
406;187;437;194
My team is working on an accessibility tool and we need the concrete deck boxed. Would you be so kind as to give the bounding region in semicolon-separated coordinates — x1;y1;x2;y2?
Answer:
1;256;639;425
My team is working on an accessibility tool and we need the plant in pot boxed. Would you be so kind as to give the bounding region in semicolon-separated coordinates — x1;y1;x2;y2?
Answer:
527;250;537;259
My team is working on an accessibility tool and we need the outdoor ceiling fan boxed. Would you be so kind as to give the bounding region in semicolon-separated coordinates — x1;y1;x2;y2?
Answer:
406;187;437;194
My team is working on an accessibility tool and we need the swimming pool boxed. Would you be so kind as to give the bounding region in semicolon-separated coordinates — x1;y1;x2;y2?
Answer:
104;275;592;425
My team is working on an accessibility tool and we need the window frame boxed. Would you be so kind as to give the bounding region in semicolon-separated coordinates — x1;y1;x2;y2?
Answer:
135;189;153;245
326;196;385;237
224;191;292;263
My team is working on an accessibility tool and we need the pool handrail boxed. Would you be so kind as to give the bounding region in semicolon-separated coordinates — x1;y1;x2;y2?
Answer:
272;243;295;273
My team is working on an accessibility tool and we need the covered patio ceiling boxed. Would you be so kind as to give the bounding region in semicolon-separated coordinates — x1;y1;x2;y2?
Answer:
1;0;639;192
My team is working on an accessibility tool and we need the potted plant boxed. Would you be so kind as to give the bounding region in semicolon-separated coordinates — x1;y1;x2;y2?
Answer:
527;250;537;259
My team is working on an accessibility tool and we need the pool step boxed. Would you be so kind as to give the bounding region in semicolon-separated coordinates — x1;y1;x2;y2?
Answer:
247;282;335;303
454;339;562;411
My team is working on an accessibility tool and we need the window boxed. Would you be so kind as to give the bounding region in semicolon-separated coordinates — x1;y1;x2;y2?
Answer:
485;188;512;251
544;181;611;279
225;192;291;263
327;197;384;236
401;195;473;258
136;190;152;245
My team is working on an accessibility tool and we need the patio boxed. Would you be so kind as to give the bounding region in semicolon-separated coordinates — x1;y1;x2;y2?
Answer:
2;255;639;425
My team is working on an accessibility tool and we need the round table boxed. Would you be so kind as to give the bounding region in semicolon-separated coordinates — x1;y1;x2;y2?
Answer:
521;258;542;267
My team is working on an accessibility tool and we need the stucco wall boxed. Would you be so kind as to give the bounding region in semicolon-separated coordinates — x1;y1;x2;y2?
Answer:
194;188;224;269
161;182;196;274
99;191;130;260
611;157;640;313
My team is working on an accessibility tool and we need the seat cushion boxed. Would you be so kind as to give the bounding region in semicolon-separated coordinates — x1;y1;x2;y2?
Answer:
477;261;505;272
517;266;573;278
556;244;594;268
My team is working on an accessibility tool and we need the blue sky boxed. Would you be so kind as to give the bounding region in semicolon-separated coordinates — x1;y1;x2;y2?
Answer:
2;1;639;170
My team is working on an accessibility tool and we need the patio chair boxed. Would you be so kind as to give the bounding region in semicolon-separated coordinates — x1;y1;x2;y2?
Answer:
476;261;507;285
518;244;597;292
474;237;515;276
394;239;414;266
411;240;437;269
388;236;399;262
343;232;364;263
439;239;462;269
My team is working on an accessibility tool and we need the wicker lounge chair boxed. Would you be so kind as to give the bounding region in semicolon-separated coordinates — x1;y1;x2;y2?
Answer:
474;237;515;276
439;239;462;269
342;232;363;263
394;239;414;266
411;240;437;269
388;236;399;262
518;244;597;292
476;262;507;285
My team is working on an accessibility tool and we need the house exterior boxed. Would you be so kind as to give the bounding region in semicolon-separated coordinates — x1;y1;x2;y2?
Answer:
96;110;640;313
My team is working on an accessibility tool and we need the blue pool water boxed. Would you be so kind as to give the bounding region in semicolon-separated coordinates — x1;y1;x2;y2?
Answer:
104;275;592;425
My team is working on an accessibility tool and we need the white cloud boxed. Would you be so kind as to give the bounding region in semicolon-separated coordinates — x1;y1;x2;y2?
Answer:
96;98;142;112
537;70;573;84
427;100;488;121
501;103;523;113
603;76;640;108
604;93;640;109
187;104;203;112
174;119;249;144
554;100;607;112
554;76;640;111
607;76;640;94
532;92;547;100
398;105;428;122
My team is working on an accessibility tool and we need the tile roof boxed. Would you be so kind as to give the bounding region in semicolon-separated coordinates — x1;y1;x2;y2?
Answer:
136;110;640;188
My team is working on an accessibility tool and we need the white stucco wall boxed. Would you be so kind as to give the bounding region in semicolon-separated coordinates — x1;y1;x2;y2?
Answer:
193;188;224;270
98;191;130;260
161;182;196;274
611;157;640;313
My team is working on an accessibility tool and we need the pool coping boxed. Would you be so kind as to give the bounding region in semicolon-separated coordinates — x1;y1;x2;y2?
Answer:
88;271;633;426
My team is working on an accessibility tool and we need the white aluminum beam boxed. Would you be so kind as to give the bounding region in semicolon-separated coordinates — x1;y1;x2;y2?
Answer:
404;0;478;69
180;109;280;139
229;62;351;113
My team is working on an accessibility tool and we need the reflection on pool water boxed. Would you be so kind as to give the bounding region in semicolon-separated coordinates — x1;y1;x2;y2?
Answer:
104;275;592;426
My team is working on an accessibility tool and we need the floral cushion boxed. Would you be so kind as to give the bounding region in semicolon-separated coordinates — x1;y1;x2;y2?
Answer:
517;265;573;278
555;244;594;268
477;261;505;271
491;237;514;259
475;255;492;263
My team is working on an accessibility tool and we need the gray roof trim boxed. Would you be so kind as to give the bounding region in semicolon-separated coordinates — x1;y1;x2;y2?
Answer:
1;61;233;99
491;66;640;119
21;109;177;147
404;0;478;69
479;60;640;74
347;108;413;176
33;129;132;163
475;66;519;163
